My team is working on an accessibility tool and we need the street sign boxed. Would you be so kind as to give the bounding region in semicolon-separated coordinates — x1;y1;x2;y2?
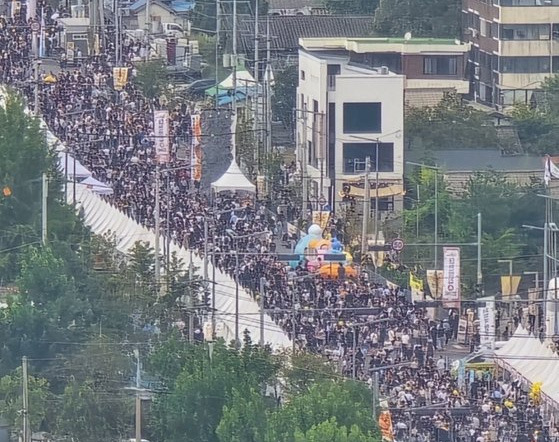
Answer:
391;238;405;251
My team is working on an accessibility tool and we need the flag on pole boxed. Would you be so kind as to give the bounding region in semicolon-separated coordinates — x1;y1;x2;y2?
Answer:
39;7;45;58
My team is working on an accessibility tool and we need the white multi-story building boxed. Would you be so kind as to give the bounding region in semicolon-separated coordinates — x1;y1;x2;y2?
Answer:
296;47;405;220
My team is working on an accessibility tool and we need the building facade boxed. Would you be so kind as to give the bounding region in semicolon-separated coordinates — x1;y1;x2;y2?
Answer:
299;37;471;107
296;49;405;221
463;0;559;108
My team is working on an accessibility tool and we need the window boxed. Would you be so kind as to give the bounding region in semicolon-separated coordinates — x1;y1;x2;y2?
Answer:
343;103;381;133
300;70;305;80
342;142;394;174
327;64;340;91
501;56;550;73
423;56;458;75
500;24;550;40
500;0;559;5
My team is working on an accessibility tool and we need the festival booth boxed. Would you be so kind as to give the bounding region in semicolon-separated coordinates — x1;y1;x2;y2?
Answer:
494;326;559;415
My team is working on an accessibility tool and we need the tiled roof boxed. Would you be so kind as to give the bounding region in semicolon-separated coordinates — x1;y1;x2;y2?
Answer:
237;15;374;53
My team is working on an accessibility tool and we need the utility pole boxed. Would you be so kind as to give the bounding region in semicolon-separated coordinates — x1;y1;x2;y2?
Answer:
352;326;357;379
361;157;371;259
22;356;30;442
371;371;379;420
544;222;549;334
477;212;482;287
264;17;272;162
189;252;194;343
434;168;438;269
203;218;209;283
301;107;308;218
259;277;265;346
215;0;220;100
234;249;240;346
373;142;380;247
34;59;40;116
154;164;161;296
41;173;48;246
134;349;142;442
253;0;260;170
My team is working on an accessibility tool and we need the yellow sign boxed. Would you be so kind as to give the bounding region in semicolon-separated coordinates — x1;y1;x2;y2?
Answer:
501;275;521;297
426;270;444;299
409;273;424;302
112;67;129;91
312;211;330;230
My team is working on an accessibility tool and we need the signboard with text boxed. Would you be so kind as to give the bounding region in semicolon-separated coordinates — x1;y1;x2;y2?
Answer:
442;247;461;309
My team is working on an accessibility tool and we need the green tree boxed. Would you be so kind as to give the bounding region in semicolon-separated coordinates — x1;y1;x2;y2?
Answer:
405;93;498;151
267;381;379;442
134;60;168;99
282;352;337;395
55;380;132;442
0;369;50;431
373;0;461;38
294;418;379;442
272;65;298;131
324;0;377;15
216;388;269;442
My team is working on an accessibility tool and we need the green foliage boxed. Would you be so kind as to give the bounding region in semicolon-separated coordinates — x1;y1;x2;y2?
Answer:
55;380;132;442
282;352;337;395
267;380;378;442
373;0;460;38
294;417;379;442
0;369;50;430
272;65;297;130
216;388;270;442
398;169;545;293
134;60;168;99
324;0;377;14
405;93;498;150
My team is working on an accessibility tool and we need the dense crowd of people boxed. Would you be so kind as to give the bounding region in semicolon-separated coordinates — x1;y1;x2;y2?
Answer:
1;9;558;440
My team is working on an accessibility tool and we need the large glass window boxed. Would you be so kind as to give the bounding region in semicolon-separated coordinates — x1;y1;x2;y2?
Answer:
342;142;394;174
343;103;382;133
423;56;458;75
500;24;550;40
501;56;550;73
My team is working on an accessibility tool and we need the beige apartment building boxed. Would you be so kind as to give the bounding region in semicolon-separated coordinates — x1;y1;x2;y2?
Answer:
463;0;559;108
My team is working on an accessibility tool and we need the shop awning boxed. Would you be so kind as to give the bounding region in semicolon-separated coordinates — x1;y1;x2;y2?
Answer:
339;183;404;199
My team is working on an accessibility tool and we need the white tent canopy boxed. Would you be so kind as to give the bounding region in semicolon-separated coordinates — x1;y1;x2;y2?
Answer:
211;159;256;193
218;69;256;90
80;176;114;195
58;152;92;179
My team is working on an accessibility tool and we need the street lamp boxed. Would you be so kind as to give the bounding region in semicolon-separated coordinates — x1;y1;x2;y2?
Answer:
406;161;441;269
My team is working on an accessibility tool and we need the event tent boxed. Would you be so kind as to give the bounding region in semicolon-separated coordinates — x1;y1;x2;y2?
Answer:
211;159;256;193
57;152;92;179
80;176;114;195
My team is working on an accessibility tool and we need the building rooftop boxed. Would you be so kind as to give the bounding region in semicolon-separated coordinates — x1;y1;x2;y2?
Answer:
407;149;542;173
129;0;195;13
300;36;470;54
267;0;323;10
237;15;374;53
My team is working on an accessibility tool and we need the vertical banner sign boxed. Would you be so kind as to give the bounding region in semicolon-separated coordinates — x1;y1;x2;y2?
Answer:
478;299;495;348
191;114;202;182
154;110;170;164
112;67;129;91
442;247;461;309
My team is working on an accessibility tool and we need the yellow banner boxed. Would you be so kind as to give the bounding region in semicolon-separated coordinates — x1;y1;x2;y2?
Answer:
426;270;444;299
113;67;129;91
312;211;330;230
410;273;424;302
501;275;521;297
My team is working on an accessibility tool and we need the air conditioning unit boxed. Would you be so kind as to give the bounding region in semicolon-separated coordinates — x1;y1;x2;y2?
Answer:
380;66;389;75
120;8;130;16
472;29;479;38
474;66;480;77
222;53;231;67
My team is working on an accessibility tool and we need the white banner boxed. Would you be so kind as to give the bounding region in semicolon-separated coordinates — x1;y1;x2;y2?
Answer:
154;110;170;163
442;247;460;309
478;300;495;348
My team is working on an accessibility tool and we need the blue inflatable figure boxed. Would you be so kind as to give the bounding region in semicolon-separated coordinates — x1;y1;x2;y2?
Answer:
290;224;323;268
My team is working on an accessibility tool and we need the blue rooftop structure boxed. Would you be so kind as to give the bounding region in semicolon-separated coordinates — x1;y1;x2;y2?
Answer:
129;0;195;13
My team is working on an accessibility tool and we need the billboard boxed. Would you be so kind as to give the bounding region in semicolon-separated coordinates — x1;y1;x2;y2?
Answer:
442;247;460;309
